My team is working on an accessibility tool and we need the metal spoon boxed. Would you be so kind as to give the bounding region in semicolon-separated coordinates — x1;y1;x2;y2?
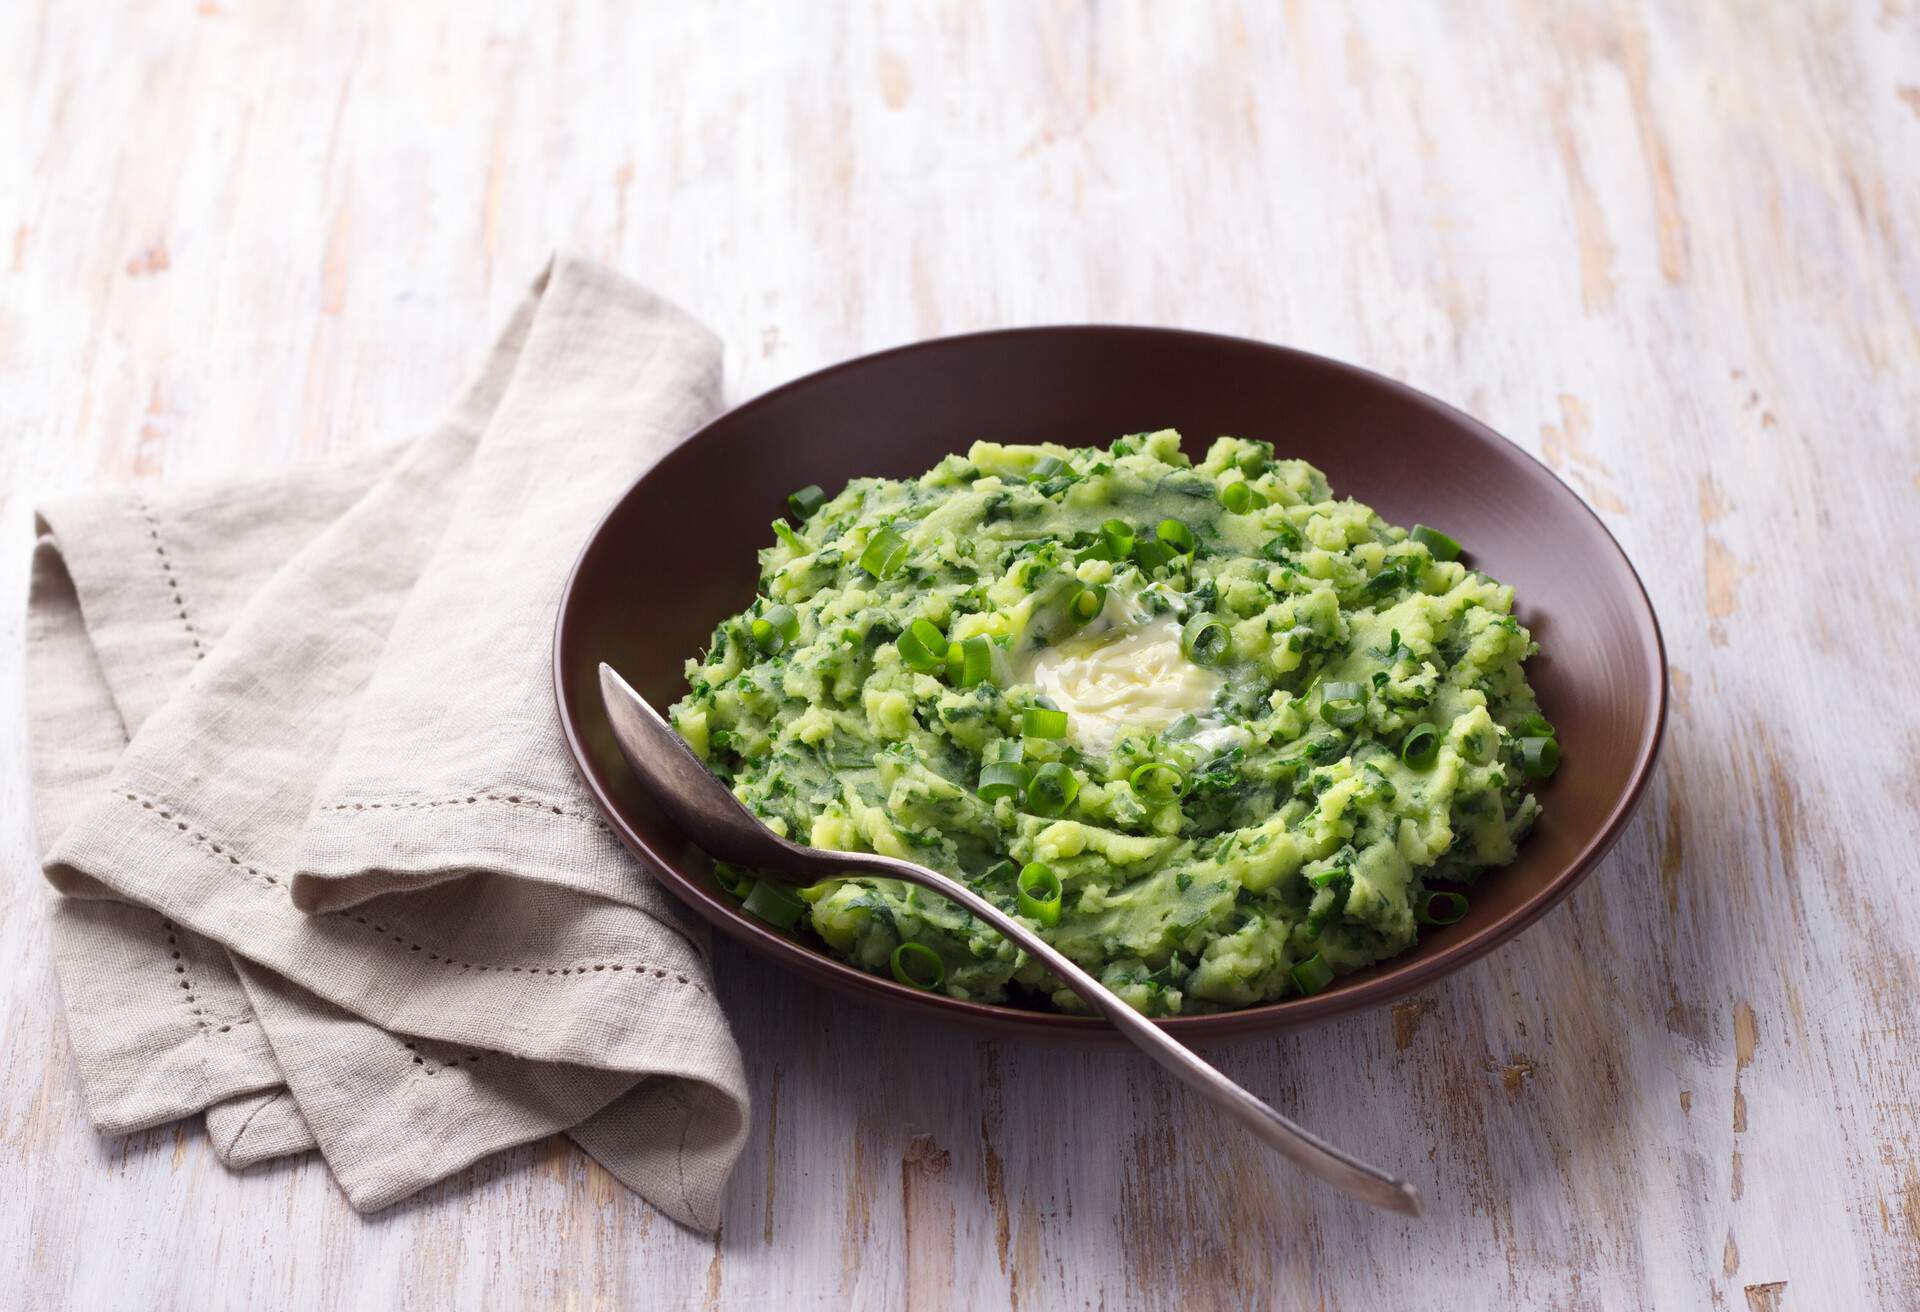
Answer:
599;663;1421;1216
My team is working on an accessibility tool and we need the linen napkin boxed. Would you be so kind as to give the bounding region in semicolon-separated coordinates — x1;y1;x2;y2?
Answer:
24;256;750;1231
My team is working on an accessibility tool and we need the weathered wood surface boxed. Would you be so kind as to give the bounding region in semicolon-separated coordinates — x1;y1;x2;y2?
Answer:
3;1;1917;1307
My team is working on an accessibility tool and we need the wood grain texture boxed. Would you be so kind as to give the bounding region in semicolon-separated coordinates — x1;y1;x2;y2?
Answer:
4;1;1917;1307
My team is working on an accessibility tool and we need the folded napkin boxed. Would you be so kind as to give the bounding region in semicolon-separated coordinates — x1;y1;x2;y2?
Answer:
25;256;749;1230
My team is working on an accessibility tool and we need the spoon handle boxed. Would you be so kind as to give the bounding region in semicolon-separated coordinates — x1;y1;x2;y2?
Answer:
839;851;1423;1217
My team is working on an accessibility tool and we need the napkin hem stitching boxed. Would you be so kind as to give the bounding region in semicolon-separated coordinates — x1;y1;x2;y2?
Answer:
157;917;212;1037
319;792;610;832
401;1039;489;1075
133;494;207;661
122;790;282;887
329;910;710;993
114;787;712;992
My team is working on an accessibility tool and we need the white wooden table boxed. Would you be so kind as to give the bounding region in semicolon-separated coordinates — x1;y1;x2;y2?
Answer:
4;3;1917;1307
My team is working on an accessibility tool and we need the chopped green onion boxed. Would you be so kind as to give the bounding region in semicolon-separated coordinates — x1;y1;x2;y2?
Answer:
896;618;949;672
741;879;806;929
750;604;800;653
978;859;1019;885
1066;583;1107;624
1261;525;1303;559
1219;481;1260;514
890;942;946;989
1099;519;1135;561
1290;952;1334;995
947;634;993;687
1400;723;1440;769
1027;455;1067;481
1519;713;1554;738
786;484;827;521
1022;706;1069;739
1128;761;1189;800
1025;762;1080;816
1417;891;1469;925
1361;567;1408;599
859;527;910;579
1518;735;1560;778
1132;539;1176;573
1016;861;1063;926
1410;524;1462;561
1319;681;1368;728
983;738;1024;765
711;862;754;899
1181;614;1230;667
978;761;1032;801
1155;518;1196;555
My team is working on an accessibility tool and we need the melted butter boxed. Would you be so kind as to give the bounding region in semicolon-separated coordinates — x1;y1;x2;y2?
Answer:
1020;614;1224;755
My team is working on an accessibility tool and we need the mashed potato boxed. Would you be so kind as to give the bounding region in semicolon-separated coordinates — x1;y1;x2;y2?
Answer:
671;430;1559;1014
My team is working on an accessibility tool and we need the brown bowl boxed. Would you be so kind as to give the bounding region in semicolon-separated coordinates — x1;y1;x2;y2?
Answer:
555;327;1666;1042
